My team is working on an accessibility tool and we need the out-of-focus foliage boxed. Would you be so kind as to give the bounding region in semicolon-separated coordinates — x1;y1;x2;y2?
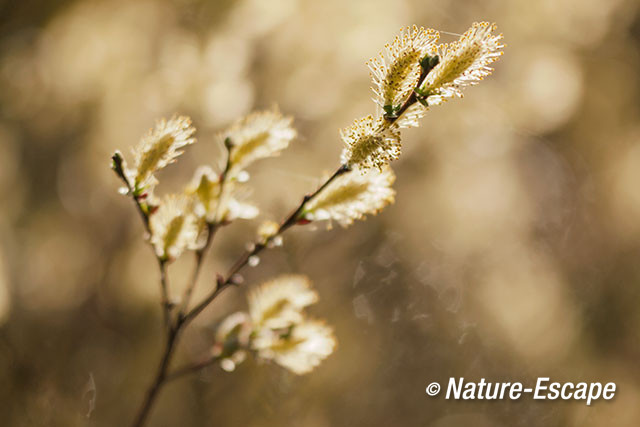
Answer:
1;0;640;426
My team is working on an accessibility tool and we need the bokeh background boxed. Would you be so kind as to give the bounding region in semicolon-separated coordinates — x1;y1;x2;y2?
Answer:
2;0;640;425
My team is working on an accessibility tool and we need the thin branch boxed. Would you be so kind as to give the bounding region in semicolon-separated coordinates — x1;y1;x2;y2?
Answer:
165;354;222;382
130;327;180;427
182;62;432;325
181;163;351;326
178;223;218;316
213;137;234;223
157;259;171;330
112;153;173;327
111;152;152;234
383;55;435;122
121;50;438;427
178;138;234;316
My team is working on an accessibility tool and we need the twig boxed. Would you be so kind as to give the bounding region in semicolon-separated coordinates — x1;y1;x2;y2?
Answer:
178;223;218;316
165;355;222;382
383;55;436;122
112;153;172;327
111;153;153;233
157;259;171;330
178;138;233;316
130;327;180;427
120;51;436;426
112;154;179;425
181;164;351;326
181;58;434;325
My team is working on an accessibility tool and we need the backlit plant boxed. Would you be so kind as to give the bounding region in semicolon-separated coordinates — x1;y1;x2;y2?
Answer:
111;22;503;426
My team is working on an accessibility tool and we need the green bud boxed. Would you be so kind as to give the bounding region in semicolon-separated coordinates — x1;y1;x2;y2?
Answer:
420;54;440;73
383;104;400;119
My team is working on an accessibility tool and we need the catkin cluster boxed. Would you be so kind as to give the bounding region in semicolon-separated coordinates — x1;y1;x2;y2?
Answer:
112;21;503;377
342;22;504;170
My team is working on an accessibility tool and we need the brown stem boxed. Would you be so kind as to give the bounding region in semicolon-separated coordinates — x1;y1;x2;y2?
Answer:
111;153;152;234
112;154;173;327
178;223;218;316
157;259;171;330
130;327;180;427
384;64;431;124
165;354;222;382
119;53;430;426
123;158;352;426
177;139;233;315
182;164;351;325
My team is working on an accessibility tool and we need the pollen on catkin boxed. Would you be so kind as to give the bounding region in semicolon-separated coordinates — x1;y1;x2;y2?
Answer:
418;22;504;105
368;25;439;114
340;115;401;170
301;166;396;228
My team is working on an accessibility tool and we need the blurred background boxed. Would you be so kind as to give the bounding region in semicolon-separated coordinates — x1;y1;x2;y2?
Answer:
2;0;640;425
